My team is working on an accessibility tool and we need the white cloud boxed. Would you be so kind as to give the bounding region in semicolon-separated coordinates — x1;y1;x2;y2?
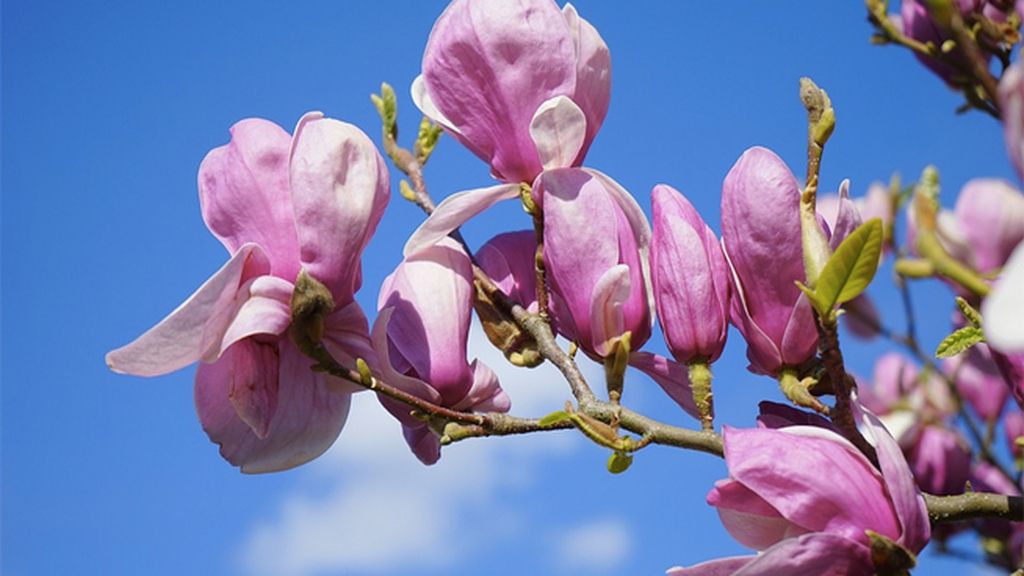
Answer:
554;519;633;573
237;323;604;576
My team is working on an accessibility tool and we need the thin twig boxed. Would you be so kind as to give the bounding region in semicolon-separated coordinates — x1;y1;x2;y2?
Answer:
924;492;1024;523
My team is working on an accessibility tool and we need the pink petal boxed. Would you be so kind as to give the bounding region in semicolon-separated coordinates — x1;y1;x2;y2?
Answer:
289;111;390;304
194;339;352;473
723;426;900;545
529;96;587;171
732;533;873;576
421;0;577;182
322;300;377;378
956;178;1024;274
370;308;442;403
452;359;510;413
856;403;931;552
828;180;865;250
106;244;270;377
562;3;610;165
403;183;521;257
708;478;809;550
197;119;300;279
983;242;1024;352
475;230;540;309
628;352;700;420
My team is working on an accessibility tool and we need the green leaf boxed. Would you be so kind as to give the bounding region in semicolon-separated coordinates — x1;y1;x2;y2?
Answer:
811;218;884;315
935;325;984;358
607;452;633;474
538;410;573;427
795;280;827;317
955;297;982;327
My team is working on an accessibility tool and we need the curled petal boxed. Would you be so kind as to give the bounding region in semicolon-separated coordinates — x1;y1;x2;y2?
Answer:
666;556;755;576
289;111;390;304
106;244;269;377
452;359;511;413
562;3;610;165
198;119;300;279
828;179;864;250
708;478;808;550
529;96;587;171
404;183;521;257
219;275;294;357
226;338;280;439
194;339;352;473
589;264;630;357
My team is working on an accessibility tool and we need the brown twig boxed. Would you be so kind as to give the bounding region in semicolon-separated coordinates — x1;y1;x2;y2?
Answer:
924;492;1024;523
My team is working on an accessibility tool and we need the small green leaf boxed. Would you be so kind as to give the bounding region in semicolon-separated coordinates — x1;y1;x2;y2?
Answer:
607;452;633;474
812;218;884;315
795;280;827;316
935;325;984;358
538;410;573;427
955;297;982;327
415;116;443;165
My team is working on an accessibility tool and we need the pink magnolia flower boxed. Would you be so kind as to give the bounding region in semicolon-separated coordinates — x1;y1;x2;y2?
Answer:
476;230;542;313
669;405;930;575
373;238;510;465
945;345;1010;421
405;167;652;361
1001;63;1024;180
954;178;1024;274
414;0;610;183
650;184;731;364
900;0;993;86
106;113;389;473
720;147;818;376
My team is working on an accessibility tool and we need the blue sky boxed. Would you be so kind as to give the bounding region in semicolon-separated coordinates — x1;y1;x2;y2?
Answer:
2;1;1017;575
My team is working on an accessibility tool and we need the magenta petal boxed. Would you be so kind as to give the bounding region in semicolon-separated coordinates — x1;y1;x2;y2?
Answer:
856;404;931;552
289;112;390;304
322;300;377;376
708;478;808;550
194;339;352;473
106;244;270;377
723;426;900;545
476;230;540;309
827;180;864;250
628;352;700;420
198;119;300;279
452;359;511;413
666;556;756;576
589;264;630;356
422;0;577;183
404;183;521;257
756;401;833;430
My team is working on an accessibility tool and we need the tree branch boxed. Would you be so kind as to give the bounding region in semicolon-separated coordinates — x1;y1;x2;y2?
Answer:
924;492;1024;523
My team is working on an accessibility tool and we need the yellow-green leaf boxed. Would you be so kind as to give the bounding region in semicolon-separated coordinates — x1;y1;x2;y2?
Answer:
935;325;984;359
812;218;884;315
538;410;573;427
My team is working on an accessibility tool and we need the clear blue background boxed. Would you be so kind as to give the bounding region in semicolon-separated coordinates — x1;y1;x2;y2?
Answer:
2;1;1017;575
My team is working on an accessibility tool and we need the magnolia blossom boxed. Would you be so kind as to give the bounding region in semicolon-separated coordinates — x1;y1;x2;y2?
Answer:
899;0;994;86
720;147;818;376
373;238;510;465
944;345;1010;421
476;230;542;313
669;404;930;575
1001;62;1024;180
414;0;610;183
650;184;731;364
106;113;389;472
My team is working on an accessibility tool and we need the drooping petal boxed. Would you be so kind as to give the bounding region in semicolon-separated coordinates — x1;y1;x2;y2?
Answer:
723;425;900;545
403;183;521;257
452;359;511;413
708;478;809;550
289;111;390;304
421;0;577;182
194;339;352;473
106;244;270;377
983;242;1024;351
857;403;931;552
198;119;300;279
529;96;587;171
667;533;873;576
628;352;700;420
562;3;610;165
756;401;833;430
